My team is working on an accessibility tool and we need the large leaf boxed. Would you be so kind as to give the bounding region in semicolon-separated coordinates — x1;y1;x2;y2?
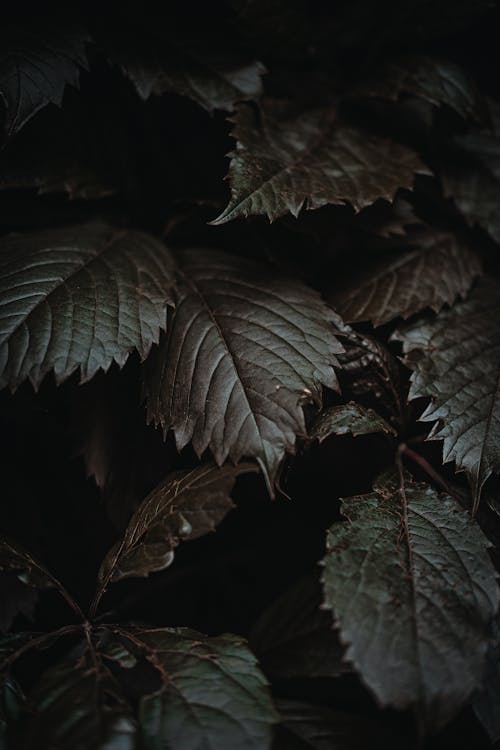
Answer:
98;462;256;586
0;222;176;391
321;468;499;729
331;231;481;326
394;279;500;508
144;248;343;486
309;402;395;442
115;626;277;750
0;22;89;139
212;99;427;224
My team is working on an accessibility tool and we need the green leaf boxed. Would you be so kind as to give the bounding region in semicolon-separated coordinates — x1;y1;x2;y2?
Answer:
0;22;89;139
98;462;257;585
321;468;499;729
331;231;481;326
309;402;395;442
0;222;176;391
212;99;427;224
394;279;500;509
474;615;500;743
143;248;343;488
118;626;278;750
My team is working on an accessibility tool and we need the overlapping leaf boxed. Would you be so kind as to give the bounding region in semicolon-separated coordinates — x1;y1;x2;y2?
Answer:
144;248;343;486
332;231;481;326
394;279;500;508
310;402;395;442
322;469;499;728
0;222;176;390
212;99;427;224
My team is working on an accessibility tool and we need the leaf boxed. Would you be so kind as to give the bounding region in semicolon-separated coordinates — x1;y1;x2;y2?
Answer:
143;248;343;487
22;641;136;750
0;538;57;592
358;57;483;120
394;279;500;509
309;402;395;442
250;573;348;680
474;615;500;743
117;626;277;750
321;468;500;729
211;99;427;224
0;677;24;750
0;22;89;139
98;462;257;585
331;231;481;326
0;574;38;633
0;221;176;391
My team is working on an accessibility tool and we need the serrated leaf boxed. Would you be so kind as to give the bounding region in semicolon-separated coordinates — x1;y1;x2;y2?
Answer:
394;279;500;508
212;99;427;224
0;222;176;391
322;468;499;729
98;462;256;586
331;231;481;326
144;248;343;487
359;57;483;120
117;626;277;750
310;402;395;442
22;641;136;750
250;573;348;680
473;615;500;743
0;22;89;139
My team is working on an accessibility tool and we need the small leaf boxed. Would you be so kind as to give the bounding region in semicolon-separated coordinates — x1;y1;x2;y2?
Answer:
0;22;89;139
0;222;176;391
98;462;256;585
212;99;427;224
394;279;500;509
310;402;395;442
322;468;499;729
144;248;343;488
331;231;481;327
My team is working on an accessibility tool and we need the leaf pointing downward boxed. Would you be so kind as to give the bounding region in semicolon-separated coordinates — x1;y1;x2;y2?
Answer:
144;249;342;487
322;468;499;729
309;402;395;442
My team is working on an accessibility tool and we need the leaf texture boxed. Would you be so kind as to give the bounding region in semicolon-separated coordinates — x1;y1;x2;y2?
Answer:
331;232;482;326
322;469;499;728
98;462;256;585
144;248;343;487
310;402;395;442
212;99;427;224
0;222;176;391
394;279;500;507
0;22;89;139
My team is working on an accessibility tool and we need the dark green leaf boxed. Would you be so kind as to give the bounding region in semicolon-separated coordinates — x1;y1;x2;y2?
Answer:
322;468;499;729
143;248;343;487
98;462;257;585
473;616;500;743
394;279;500;508
212;99;427;224
310;402;395;442
0;222;176;391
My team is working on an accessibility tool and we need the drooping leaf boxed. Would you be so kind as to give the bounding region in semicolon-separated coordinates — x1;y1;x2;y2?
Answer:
116;626;278;750
331;231;481;326
98;462;257;586
144;248;343;487
212;99;427;224
322;468;499;729
250;573;348;680
474;615;500;743
0;222;176;391
0;574;38;633
0;22;89;139
394;279;500;508
310;402;395;442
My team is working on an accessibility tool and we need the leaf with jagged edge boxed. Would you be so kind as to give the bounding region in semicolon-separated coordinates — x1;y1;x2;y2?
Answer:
331;231;481;327
322;467;499;730
211;99;427;224
310;402;395;442
394;279;500;509
0;222;176;391
111;626;278;750
0;22;89;139
143;248;343;489
98;462;257;586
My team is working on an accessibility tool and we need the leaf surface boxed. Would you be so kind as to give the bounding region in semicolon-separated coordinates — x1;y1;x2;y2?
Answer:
0;222;175;390
322;468;499;728
310;402;395;442
473;616;500;743
144;248;343;486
